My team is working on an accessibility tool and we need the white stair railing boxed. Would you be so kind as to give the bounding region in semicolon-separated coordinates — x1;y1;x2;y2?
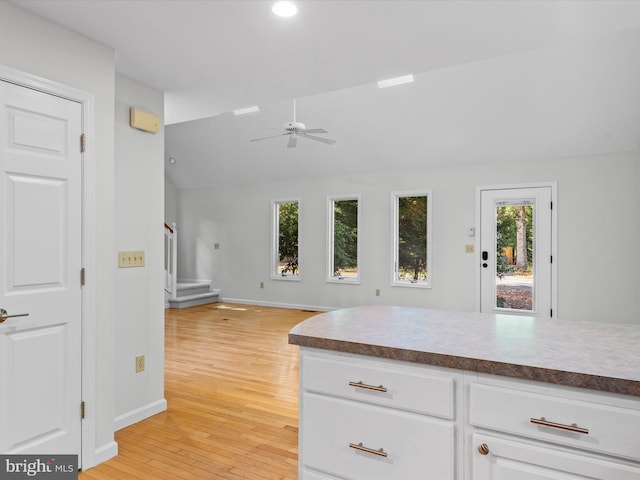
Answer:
164;223;177;299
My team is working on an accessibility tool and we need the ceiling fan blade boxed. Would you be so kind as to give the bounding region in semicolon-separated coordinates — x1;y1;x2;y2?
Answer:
287;134;297;148
250;132;288;142
303;134;336;145
304;128;328;134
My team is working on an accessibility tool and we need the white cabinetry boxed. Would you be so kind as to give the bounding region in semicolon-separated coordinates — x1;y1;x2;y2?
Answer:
297;349;640;480
472;433;640;479
299;349;461;480
469;376;640;480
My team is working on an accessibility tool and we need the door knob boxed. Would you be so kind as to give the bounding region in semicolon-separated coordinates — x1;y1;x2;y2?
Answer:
0;309;29;324
478;443;490;455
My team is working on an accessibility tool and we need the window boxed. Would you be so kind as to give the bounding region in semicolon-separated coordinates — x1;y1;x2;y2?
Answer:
392;190;432;287
272;199;300;280
327;195;360;283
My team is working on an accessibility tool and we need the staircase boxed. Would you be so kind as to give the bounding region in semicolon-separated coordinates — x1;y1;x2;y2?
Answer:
168;281;220;309
165;223;220;309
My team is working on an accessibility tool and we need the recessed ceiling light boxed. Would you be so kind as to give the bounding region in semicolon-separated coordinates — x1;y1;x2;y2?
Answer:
272;1;297;18
377;74;415;89
233;106;260;116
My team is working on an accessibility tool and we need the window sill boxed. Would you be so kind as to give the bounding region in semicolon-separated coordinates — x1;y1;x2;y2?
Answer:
326;277;360;285
271;275;301;282
392;281;432;289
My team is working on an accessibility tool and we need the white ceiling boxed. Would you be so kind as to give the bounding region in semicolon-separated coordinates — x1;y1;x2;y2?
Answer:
11;0;640;188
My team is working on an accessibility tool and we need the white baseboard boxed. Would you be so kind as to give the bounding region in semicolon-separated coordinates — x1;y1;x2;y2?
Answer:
113;398;167;431
90;440;118;469
220;297;334;312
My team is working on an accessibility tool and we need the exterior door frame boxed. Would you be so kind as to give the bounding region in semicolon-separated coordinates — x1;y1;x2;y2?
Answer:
475;182;558;317
0;65;97;469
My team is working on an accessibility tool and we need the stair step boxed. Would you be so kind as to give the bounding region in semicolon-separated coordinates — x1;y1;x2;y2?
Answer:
176;282;211;296
168;289;220;309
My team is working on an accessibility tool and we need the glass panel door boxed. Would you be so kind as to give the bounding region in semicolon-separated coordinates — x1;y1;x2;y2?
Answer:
495;199;534;311
480;187;552;316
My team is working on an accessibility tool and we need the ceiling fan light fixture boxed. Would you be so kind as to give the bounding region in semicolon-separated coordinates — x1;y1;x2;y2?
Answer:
377;74;415;89
272;1;298;18
250;99;335;147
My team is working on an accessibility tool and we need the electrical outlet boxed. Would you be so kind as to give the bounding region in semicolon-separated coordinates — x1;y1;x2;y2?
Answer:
375;288;380;296
465;245;475;253
260;281;264;289
135;355;145;373
118;251;145;268
214;243;220;250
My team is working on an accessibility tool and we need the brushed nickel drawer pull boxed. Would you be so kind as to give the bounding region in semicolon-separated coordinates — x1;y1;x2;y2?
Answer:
530;417;589;435
348;380;388;393
349;442;388;458
0;309;29;324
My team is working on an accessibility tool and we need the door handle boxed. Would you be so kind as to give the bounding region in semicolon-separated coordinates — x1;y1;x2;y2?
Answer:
0;309;29;324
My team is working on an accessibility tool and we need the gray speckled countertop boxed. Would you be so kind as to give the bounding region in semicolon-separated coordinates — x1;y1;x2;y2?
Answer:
288;305;640;397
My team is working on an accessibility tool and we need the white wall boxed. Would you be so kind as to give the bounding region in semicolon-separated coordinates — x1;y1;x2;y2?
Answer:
0;3;171;466
176;151;640;324
165;174;179;226
114;75;166;429
0;1;117;463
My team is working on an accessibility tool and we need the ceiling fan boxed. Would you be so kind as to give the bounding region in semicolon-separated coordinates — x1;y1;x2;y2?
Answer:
250;99;336;148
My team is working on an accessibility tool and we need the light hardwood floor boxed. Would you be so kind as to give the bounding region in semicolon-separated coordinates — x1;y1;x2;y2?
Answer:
79;303;317;480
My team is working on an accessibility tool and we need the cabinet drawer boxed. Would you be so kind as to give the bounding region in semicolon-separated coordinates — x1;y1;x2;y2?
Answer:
301;469;341;480
302;353;454;418
472;434;640;480
302;393;454;480
470;383;640;462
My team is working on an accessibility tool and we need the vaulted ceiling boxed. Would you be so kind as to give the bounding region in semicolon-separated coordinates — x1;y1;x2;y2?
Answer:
13;1;640;188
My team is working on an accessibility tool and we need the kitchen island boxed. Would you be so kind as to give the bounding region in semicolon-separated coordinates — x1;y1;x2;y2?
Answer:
289;306;640;480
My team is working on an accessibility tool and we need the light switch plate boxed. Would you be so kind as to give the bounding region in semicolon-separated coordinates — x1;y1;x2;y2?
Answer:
118;251;145;268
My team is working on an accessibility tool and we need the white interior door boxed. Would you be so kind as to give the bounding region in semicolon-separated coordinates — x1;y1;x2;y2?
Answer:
0;81;82;456
479;186;553;317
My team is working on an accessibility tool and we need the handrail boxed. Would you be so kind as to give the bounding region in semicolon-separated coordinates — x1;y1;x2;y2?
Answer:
164;223;177;299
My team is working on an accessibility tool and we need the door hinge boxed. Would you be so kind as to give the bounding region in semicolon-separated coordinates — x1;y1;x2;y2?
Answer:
80;268;85;286
550;201;553;210
81;401;85;419
550;309;553;318
80;133;86;153
550;255;553;264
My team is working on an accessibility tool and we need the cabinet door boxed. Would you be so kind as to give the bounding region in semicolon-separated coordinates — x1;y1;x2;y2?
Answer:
302;393;454;480
473;434;640;480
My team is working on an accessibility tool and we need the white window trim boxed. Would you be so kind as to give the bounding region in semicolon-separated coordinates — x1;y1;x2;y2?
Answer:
326;194;361;284
391;189;433;288
271;198;301;281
